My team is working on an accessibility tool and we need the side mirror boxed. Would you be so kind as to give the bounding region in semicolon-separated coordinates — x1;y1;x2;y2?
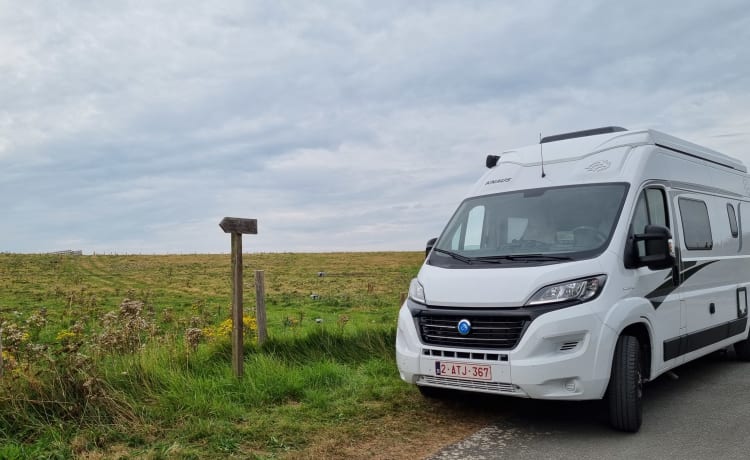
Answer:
425;237;437;259
634;225;675;270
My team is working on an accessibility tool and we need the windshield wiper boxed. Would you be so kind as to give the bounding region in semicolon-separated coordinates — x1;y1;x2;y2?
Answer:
431;248;474;264
474;254;573;263
431;249;571;265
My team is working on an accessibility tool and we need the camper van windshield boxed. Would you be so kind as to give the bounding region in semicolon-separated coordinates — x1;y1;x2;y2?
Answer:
430;183;629;267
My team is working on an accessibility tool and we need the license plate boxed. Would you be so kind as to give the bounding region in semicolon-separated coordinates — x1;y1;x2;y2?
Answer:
435;361;492;380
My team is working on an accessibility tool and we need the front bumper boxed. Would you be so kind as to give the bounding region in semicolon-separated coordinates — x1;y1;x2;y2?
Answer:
396;301;614;400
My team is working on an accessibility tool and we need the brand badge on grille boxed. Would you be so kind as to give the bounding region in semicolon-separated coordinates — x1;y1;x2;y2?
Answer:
457;319;472;336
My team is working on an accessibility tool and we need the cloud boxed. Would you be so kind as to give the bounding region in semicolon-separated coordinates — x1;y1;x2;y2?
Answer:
1;0;749;253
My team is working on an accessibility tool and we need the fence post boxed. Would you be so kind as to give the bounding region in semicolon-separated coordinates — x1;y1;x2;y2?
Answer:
0;328;4;378
219;217;258;378
255;270;267;345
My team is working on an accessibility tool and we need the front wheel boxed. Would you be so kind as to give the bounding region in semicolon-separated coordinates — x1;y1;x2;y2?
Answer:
607;335;643;432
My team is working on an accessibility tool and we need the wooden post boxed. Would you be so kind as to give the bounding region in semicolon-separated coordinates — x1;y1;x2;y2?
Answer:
231;232;243;377
255;270;267;345
219;217;258;378
0;328;4;378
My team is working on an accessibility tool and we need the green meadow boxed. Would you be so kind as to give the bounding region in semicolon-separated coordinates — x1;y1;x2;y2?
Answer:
0;252;488;459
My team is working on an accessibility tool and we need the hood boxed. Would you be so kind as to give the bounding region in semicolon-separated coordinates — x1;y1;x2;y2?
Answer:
418;259;606;308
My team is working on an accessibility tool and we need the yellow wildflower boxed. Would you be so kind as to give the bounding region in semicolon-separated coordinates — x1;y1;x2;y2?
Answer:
202;316;257;342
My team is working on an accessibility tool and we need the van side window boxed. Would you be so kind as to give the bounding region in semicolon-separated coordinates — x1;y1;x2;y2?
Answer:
727;203;739;238
679;198;713;250
632;194;650;235
630;188;668;256
631;188;668;233
645;189;668;228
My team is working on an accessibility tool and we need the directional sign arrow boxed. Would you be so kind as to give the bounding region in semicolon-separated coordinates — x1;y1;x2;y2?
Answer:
219;217;258;235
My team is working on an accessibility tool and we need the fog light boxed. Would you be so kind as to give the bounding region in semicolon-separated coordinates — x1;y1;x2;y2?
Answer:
565;379;577;392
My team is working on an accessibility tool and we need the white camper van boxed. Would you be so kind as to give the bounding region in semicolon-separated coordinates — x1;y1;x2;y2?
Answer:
395;127;750;432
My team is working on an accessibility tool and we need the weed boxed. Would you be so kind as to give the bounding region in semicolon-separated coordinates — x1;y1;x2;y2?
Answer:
97;299;154;354
184;328;203;352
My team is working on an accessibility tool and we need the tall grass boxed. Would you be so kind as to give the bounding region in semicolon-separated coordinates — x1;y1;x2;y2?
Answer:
0;252;430;458
0;324;408;458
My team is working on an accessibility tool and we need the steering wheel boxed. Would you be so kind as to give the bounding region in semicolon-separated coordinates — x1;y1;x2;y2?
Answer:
572;226;607;244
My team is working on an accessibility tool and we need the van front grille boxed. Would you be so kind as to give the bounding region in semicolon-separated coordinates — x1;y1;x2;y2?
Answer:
417;314;529;349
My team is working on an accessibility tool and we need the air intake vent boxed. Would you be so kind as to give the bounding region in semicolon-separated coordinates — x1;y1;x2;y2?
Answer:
422;348;509;362
417;314;529;349
559;341;580;351
541;126;627;144
419;376;521;394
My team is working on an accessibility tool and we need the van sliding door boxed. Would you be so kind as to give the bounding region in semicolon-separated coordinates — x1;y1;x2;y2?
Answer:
672;194;744;359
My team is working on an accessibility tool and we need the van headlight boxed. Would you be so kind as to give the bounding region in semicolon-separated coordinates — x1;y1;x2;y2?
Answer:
526;275;606;306
409;278;426;304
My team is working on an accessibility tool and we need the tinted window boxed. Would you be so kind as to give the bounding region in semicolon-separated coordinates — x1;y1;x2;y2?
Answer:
646;188;668;228
728;203;739;238
630;188;668;255
631;193;650;234
679;198;713;250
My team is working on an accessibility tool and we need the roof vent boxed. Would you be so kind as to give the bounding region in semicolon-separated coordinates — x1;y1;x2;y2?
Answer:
486;154;500;168
540;126;627;144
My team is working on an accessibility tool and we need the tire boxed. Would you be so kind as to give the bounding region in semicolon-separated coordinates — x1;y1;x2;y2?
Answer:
734;334;750;361
607;335;643;432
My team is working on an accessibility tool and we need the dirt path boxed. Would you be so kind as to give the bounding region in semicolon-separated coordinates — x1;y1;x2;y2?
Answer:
288;400;493;459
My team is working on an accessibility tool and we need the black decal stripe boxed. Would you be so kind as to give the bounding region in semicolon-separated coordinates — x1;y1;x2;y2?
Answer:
681;260;698;271
645;278;676;309
663;317;748;361
680;260;718;283
645;260;719;309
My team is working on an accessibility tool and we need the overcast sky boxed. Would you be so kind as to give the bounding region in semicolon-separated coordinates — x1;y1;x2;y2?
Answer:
1;1;749;254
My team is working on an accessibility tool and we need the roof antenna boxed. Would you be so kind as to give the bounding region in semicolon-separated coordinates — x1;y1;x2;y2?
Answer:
539;133;546;178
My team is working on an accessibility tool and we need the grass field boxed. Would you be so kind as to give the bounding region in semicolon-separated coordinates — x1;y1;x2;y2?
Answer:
0;252;490;459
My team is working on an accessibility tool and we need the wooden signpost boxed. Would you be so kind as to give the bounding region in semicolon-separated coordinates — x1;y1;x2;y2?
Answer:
219;217;258;378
